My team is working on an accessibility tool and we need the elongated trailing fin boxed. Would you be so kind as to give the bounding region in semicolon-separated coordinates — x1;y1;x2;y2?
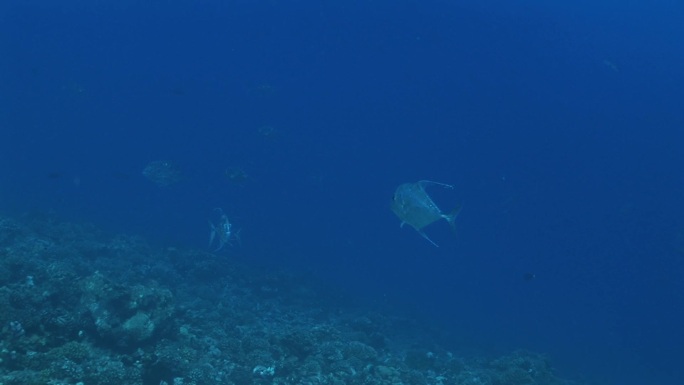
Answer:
418;230;439;247
419;180;454;189
209;222;216;246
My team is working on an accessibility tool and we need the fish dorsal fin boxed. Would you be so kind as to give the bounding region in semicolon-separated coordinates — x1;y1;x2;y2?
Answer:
418;230;439;247
419;180;454;189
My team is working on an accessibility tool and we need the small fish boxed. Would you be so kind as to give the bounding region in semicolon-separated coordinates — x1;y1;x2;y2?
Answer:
391;180;461;247
209;208;240;251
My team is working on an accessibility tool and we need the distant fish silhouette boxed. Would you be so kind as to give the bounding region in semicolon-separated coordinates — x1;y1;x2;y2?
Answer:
142;160;182;187
224;167;249;185
523;272;536;281
391;180;461;247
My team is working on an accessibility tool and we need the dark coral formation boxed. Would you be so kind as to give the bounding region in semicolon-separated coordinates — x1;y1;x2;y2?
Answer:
0;215;586;385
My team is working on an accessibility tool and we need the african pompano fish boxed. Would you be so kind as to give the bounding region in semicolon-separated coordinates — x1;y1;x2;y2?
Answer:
391;180;461;247
209;208;240;251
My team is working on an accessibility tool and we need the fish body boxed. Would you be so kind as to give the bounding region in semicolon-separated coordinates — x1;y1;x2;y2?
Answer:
391;180;461;246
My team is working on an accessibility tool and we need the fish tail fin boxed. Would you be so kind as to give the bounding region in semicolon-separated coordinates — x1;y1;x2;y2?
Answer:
444;204;462;233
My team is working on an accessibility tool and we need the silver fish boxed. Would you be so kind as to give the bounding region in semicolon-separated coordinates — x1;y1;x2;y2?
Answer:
209;208;240;251
391;180;461;247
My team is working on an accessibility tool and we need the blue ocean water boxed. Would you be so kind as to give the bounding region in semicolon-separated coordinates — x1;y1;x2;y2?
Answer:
2;0;683;384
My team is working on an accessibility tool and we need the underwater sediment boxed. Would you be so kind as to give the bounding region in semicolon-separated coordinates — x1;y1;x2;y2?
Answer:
0;215;586;385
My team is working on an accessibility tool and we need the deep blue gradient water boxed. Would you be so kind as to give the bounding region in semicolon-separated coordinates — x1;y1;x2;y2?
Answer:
2;1;683;384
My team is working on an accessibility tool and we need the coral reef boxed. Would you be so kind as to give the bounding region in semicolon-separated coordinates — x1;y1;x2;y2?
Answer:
0;215;588;385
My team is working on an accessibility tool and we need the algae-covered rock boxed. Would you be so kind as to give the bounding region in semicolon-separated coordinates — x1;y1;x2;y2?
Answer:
122;312;156;341
81;272;175;349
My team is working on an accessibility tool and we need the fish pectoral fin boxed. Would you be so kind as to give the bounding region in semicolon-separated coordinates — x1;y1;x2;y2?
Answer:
418;230;439;247
399;221;406;228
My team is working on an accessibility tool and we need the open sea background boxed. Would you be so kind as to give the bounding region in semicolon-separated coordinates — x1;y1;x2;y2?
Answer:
2;0;683;384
